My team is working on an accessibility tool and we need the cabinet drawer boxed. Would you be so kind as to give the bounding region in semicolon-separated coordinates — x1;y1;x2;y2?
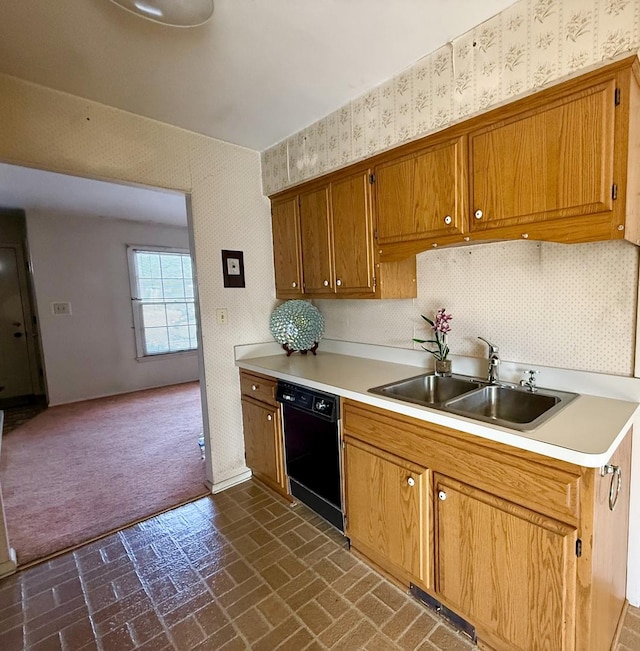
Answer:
240;371;277;405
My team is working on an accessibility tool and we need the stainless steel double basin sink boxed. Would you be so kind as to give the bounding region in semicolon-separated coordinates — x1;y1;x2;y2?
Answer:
368;373;578;431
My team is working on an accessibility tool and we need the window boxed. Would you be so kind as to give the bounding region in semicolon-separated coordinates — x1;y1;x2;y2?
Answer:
128;246;198;358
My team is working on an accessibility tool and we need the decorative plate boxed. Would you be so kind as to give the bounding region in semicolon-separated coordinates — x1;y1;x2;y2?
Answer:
269;300;324;355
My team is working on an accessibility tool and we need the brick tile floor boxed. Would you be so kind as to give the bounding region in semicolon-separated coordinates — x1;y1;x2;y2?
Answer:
1;404;47;435
0;480;638;650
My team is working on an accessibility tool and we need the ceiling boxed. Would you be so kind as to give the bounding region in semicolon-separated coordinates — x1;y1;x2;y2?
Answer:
0;0;517;151
0;163;188;227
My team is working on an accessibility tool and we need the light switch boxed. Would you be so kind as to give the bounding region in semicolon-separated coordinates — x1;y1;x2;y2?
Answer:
52;302;72;315
216;308;228;325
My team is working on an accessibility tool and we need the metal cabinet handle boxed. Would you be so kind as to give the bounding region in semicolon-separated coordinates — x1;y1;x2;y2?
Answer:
292;281;297;288
267;414;272;421
474;209;483;220
336;279;342;286
444;215;452;225
438;490;447;501
601;464;622;511
251;384;257;391
407;477;415;487
323;280;329;287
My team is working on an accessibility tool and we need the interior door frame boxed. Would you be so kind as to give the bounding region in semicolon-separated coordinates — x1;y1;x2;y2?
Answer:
0;209;46;405
0;168;211;476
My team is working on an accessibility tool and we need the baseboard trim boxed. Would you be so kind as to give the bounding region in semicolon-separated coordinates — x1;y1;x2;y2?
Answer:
208;470;252;494
611;599;629;650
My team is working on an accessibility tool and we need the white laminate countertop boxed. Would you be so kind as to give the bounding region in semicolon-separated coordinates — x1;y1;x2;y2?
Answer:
236;349;639;468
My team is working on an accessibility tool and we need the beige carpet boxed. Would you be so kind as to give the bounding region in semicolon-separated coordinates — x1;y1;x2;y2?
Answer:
0;382;208;565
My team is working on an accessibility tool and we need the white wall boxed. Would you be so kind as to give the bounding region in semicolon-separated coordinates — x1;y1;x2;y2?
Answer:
26;211;199;405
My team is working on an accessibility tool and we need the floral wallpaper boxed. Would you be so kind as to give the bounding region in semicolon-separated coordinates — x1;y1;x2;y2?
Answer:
261;0;640;195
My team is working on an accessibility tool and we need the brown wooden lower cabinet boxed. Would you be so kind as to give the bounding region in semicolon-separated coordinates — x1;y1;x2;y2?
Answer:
344;438;431;590
434;474;577;650
342;398;632;651
239;371;288;498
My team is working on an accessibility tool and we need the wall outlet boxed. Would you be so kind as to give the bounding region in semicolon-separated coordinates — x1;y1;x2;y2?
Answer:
52;302;72;315
216;308;228;325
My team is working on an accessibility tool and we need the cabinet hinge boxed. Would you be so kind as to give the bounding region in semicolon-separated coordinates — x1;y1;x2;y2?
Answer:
615;87;621;106
369;173;376;184
374;229;378;241
612;184;618;200
576;539;582;557
372;276;377;291
344;515;348;529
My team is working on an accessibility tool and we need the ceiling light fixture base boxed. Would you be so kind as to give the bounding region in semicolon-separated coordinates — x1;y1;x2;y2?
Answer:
107;0;214;28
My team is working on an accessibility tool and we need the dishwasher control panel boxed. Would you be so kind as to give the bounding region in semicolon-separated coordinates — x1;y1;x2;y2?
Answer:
276;381;339;422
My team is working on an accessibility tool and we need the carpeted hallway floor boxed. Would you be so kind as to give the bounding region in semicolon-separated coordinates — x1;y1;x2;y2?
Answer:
0;382;208;566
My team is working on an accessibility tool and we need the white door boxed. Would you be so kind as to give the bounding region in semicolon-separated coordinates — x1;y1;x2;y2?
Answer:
0;246;35;399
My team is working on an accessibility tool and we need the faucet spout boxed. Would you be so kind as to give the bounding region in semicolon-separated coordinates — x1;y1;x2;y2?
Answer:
478;337;500;384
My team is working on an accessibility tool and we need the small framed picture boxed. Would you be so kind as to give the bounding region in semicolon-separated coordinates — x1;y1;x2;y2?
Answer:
221;250;245;288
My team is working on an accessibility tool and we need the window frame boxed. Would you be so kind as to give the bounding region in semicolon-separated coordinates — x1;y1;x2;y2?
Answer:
127;244;198;361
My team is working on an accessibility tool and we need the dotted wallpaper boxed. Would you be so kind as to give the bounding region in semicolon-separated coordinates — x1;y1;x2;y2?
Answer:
319;240;639;376
261;0;640;194
0;73;276;486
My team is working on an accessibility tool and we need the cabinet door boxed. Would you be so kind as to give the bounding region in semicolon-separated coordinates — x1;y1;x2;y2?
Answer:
271;196;303;298
345;439;431;589
375;136;467;244
435;475;576;650
331;171;375;295
299;186;334;294
469;79;615;233
241;397;286;494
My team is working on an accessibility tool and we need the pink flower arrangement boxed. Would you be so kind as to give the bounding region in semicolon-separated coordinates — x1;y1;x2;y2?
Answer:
413;308;452;361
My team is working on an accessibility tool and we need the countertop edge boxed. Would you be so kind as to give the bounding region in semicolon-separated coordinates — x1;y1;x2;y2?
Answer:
236;354;639;468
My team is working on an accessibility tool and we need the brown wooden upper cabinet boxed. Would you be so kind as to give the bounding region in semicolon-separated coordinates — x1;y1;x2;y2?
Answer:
271;169;416;299
271;196;303;298
374;135;468;245
299;185;334;295
331;171;377;295
469;78;616;234
270;56;640;278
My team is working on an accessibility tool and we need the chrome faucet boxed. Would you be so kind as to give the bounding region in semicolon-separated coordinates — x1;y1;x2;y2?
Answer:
478;337;500;384
520;369;540;393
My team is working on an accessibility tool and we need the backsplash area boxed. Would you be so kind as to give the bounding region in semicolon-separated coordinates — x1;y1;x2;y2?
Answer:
262;0;640;194
318;239;639;376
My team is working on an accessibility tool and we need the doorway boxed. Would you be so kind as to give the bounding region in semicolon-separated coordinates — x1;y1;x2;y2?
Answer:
0;209;45;408
0;164;211;564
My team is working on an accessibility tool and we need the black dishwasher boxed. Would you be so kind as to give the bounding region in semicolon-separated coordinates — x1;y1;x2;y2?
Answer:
276;381;344;532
